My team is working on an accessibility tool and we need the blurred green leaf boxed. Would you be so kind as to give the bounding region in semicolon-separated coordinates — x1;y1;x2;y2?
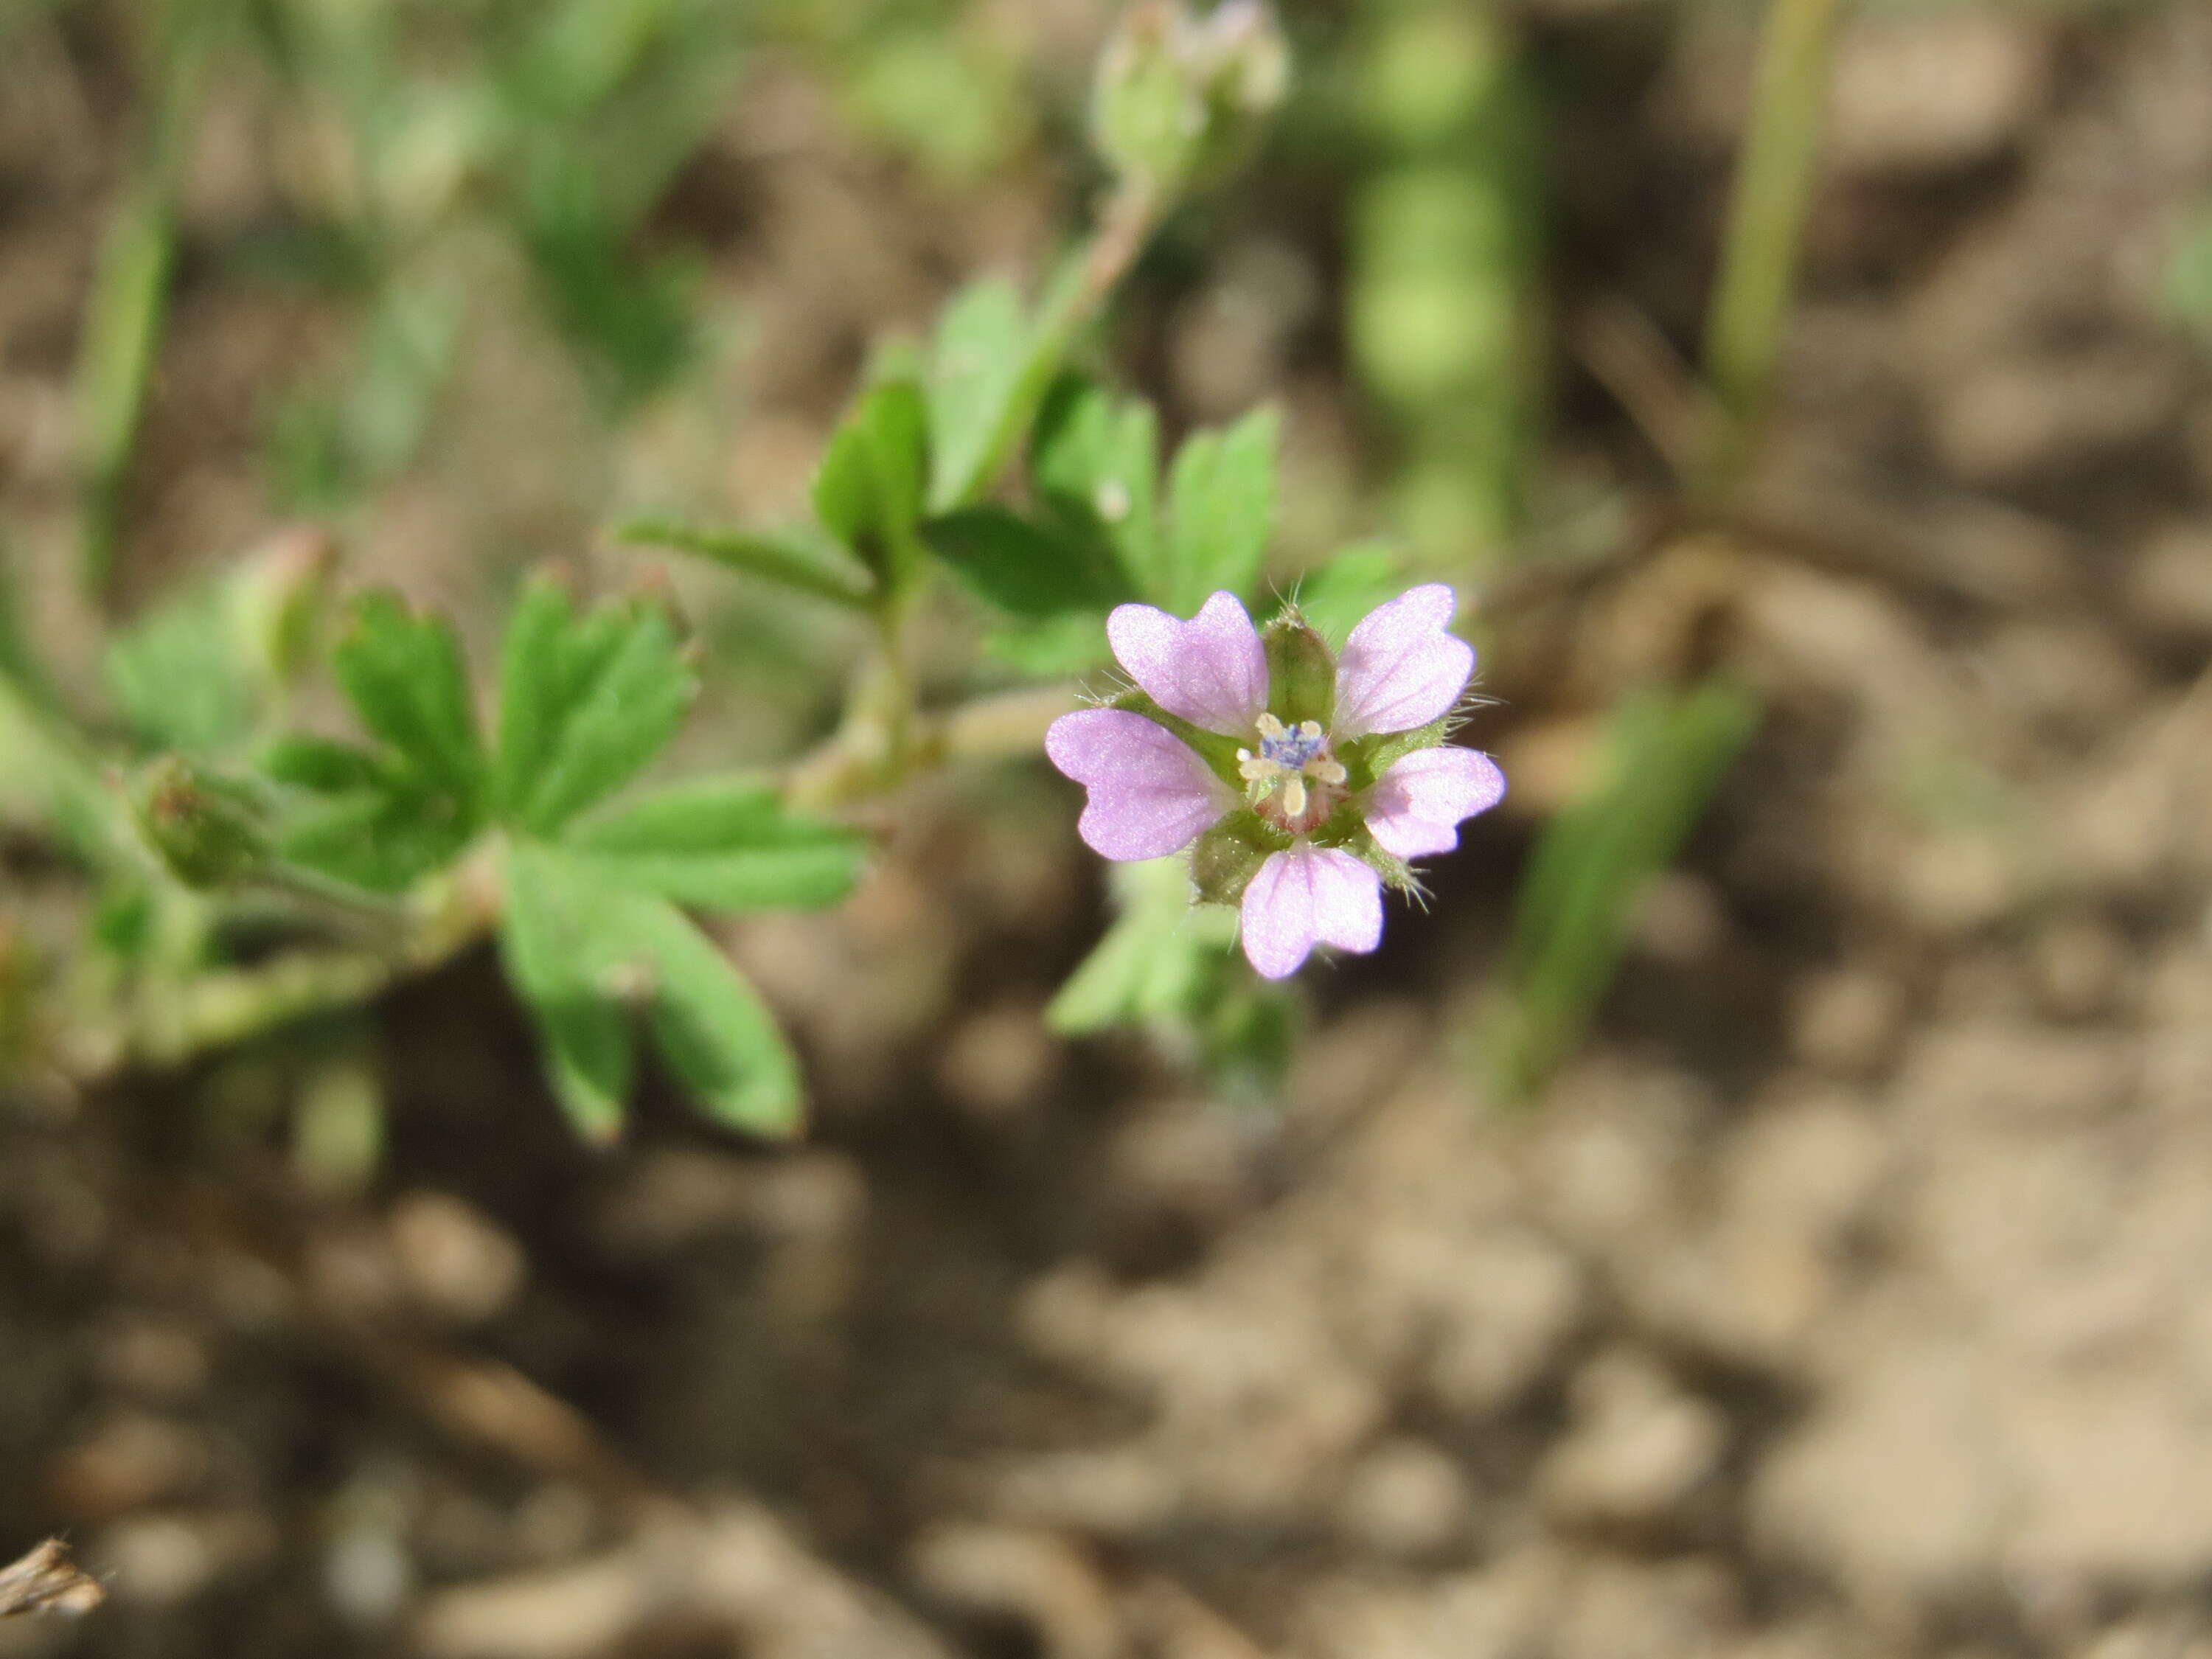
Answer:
923;506;1125;619
0;547;51;712
267;279;461;512
517;153;697;406
499;840;635;1139
563;775;867;911
1289;542;1407;647
1164;404;1279;611
1048;854;1294;1093
983;612;1114;675
1489;679;1760;1099
813;378;929;585
275;768;474;895
1049;857;1234;1034
1032;375;1160;591
926;276;1032;511
617;519;875;608
262;734;385;795
76;180;175;593
102;584;256;757
333;591;486;805
493;574;696;836
501;841;804;1140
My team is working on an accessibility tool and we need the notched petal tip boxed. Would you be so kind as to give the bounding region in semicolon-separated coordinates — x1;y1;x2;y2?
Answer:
1046;707;1232;862
1239;842;1384;979
1107;591;1269;737
1366;745;1506;861
1332;584;1475;741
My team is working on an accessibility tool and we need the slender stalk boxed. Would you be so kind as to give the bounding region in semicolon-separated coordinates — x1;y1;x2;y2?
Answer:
1699;0;1847;493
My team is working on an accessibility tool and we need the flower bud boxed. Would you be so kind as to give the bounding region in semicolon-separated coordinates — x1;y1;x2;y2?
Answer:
233;526;335;690
131;757;273;888
1261;611;1335;730
1092;0;1290;201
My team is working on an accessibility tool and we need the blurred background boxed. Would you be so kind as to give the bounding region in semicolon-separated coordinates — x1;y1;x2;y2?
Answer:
4;0;2212;1655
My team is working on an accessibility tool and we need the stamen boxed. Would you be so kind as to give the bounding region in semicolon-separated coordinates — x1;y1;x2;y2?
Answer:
1282;774;1307;818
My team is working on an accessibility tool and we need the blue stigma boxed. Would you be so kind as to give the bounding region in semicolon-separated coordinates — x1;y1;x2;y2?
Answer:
1259;725;1327;769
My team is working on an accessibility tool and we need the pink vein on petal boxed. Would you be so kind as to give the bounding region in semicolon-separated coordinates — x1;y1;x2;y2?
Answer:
1107;592;1269;737
1366;745;1506;860
1239;843;1383;979
1045;708;1233;861
1332;583;1474;740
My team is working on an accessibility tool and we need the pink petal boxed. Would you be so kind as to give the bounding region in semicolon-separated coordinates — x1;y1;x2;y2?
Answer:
1332;584;1474;740
1366;746;1507;860
1046;709;1234;861
1239;843;1383;980
1107;591;1269;737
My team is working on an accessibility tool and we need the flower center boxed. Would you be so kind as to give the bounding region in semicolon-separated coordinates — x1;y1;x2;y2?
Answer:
1238;714;1347;831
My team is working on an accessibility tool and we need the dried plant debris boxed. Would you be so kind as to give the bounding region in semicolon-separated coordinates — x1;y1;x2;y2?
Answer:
0;1540;105;1619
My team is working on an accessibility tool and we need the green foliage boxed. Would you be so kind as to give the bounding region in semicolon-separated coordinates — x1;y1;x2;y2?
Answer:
130;757;274;889
1486;680;1760;1099
1291;542;1408;647
1346;2;1543;563
1048;855;1292;1093
105;586;258;758
271;591;487;894
1091;0;1290;201
76;179;175;591
563;776;867;912
616;521;876;608
265;279;460;512
923;507;1125;619
814;379;931;585
1163;406;1280;612
1032;377;1162;588
926;277;1038;512
501;842;803;1141
332;593;486;807
515;155;700;408
493;577;693;838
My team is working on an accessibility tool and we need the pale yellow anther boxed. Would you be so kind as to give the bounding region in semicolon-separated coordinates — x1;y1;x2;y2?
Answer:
1282;774;1307;818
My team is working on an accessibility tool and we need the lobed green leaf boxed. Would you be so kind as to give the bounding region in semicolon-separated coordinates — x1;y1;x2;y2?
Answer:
617;518;874;608
1164;404;1279;612
925;277;1031;512
493;575;696;836
562;775;868;912
501;841;804;1140
333;591;485;804
922;506;1126;620
813;379;929;584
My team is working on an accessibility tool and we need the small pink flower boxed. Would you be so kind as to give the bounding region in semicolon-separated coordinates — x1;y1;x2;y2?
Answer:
1046;585;1505;979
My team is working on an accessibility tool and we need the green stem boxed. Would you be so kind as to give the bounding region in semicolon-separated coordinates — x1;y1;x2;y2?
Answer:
1699;0;1847;493
75;0;218;598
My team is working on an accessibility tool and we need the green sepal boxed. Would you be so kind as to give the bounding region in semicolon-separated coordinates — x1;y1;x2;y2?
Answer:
1343;821;1420;896
1105;687;1246;787
1261;611;1335;731
1338;712;1455;792
1191;808;1284;906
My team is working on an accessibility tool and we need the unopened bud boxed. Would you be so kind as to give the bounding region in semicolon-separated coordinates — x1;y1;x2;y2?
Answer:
1093;0;1290;200
234;526;336;689
131;757;273;888
1261;611;1335;730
